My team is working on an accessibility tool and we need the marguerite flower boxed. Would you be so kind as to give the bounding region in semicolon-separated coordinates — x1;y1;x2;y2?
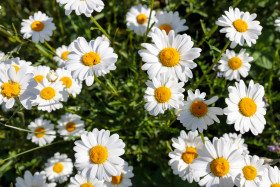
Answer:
168;130;204;183
139;28;201;82
21;11;56;43
218;49;253;81
126;4;156;35
45;152;73;183
224;80;266;135
57;113;85;140
216;7;262;48
73;128;125;182
275;17;280;32
177;89;223;132
54;45;72;67
222;133;249;155
33;65;50;83
69;173;106;187
15;170;56;187
66;37;118;86
191;137;245;187
27;117;56;146
144;73;184;116
3;57;33;73
260;166;280;186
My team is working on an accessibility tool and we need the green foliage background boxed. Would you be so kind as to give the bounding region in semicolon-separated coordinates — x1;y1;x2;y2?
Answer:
0;0;280;186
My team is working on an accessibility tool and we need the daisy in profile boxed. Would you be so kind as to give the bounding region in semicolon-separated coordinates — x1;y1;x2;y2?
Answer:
45;152;73;183
139;28;201;82
57;113;85;140
218;49;253;81
168;130;204;183
126;4;156;35
260;166;280;186
21;11;56;43
216;7;262;48
223;133;249;155
191;137;245;187
33;66;50;83
224;80;266;135
144;73;184;116
15;170;56;187
69;173;106;187
105;162;134;187
73;128;125;182
3;57;33;73
54;45;72;67
66;37;118;86
56;0;104;17
27;117;56;146
275;17;280;32
177;89;223;132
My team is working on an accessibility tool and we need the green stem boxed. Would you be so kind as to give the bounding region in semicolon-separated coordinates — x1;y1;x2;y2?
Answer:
90;16;111;40
144;0;155;40
44;41;56;55
200;132;205;144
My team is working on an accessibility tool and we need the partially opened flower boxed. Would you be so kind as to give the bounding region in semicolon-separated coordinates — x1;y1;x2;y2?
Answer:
69;173;106;187
15;170;56;187
54;45;72;67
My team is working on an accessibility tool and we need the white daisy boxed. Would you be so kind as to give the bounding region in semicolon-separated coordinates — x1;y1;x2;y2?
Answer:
33;65;51;83
57;112;85;140
56;0;104;17
275;17;280;32
15;170;56;187
177;89;223;133
0;51;6;61
191;137;245;187
27;117;56;146
66;37;118;86
69;173;106;187
73;128;125;182
21;11;56;43
218;49;253;81
168;130;204;183
216;6;262;48
260;166;280;186
144;73;184;116
224;80;266;135
126;4;156;35
222;133;249;156
53;45;72;67
3;57;33;73
32;78;69;112
139;28;201;82
101;34;110;42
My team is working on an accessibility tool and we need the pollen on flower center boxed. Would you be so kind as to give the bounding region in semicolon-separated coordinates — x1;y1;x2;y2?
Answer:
154;86;172;103
136;14;147;24
53;163;64;173
34;75;44;83
61;51;70;61
243;165;257;180
80;183;93;187
34;127;45;138
271;184;280;187
159;47;180;67
65;122;76;132
40;87;56;100
82;51;101;66
1;81;21;99
111;174;123;185
190;100;208;117
31;21;45;32
159;24;173;34
210;158;230;177
228;57;242;70
239;97;257;117
182;147;198;164
60;77;72;88
89;145;108;164
13;65;20;73
233;19;248;32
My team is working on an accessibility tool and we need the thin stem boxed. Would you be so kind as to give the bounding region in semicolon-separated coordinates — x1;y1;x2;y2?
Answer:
144;0;155;40
44;41;56;55
200;133;205;144
90;16;111;40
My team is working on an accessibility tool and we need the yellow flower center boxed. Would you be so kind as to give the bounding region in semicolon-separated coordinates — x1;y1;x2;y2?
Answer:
34;127;45;138
111;174;123;185
136;14;147;24
154;86;171;103
159;47;180;67
159;24;173;34
65;122;76;132
13;65;20;73
271;184;280;187
1;81;21;98
228;57;242;70
53;163;64;173
239;97;257;117
31;21;45;32
243;165;257;180
61;51;70;61
233;19;248;32
210;158;230;177
80;183;93;187
82;52;101;66
89;145;108;164
40;87;56;100
34;75;44;83
190;100;208;117
60;77;72;88
182;147;198;164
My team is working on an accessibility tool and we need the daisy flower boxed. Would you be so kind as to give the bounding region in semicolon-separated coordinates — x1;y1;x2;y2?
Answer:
126;4;156;35
101;34;110;42
139;28;201;82
216;7;262;48
105;162;134;187
144;73;184;116
15;170;56;187
73;128;125;182
168;130;204;183
275;17;280;32
53;45;72;67
260;166;280;186
222;133;249;155
69;173;106;187
21;11;56;43
224;80;266;135
32;78;69;112
56;0;104;17
27;117;56;146
191;137;245;187
57;113;85;140
218;49;253;81
177;89;223;133
66;37;118;86
0;51;6;61
3;57;33;73
33;66;51;83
